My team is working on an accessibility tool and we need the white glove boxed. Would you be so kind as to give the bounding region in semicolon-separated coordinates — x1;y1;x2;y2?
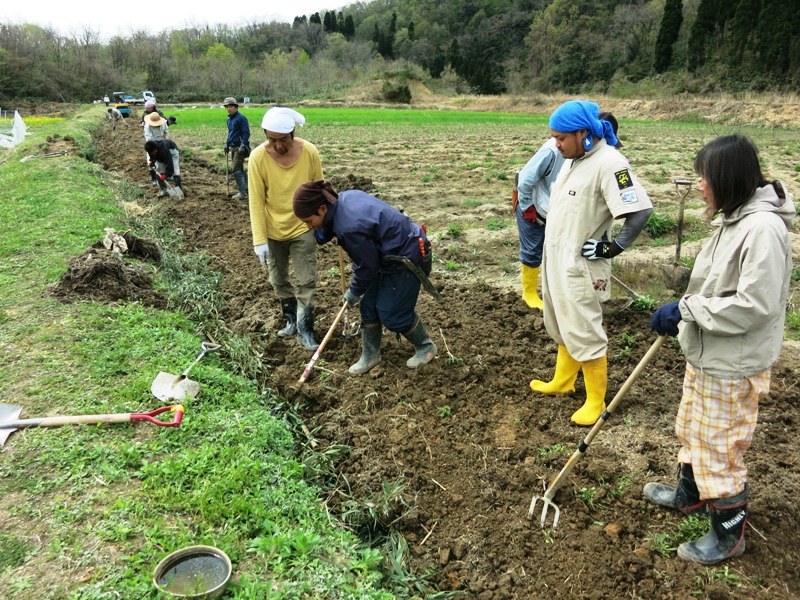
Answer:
254;243;270;266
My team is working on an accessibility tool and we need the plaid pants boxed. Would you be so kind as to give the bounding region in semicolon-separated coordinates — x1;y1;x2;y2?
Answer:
676;363;770;499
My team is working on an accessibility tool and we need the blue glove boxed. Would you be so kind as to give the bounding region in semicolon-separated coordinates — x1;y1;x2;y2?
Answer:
650;301;682;336
344;289;361;309
582;238;624;260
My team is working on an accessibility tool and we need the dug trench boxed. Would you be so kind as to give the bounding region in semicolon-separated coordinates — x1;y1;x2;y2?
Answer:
86;120;800;599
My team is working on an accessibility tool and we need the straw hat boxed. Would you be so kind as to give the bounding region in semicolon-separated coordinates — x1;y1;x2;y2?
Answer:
146;112;167;127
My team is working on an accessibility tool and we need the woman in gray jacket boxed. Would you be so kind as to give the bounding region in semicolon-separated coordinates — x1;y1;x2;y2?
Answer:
647;134;795;565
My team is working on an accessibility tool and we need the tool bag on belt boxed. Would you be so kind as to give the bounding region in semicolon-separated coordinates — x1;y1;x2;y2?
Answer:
420;237;432;276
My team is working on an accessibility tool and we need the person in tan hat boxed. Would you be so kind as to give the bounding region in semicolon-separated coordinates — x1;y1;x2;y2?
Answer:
142;110;170;187
223;97;250;200
248;106;324;351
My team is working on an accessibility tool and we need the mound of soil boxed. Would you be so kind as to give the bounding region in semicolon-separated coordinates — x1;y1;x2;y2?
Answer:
91;118;800;599
49;246;166;308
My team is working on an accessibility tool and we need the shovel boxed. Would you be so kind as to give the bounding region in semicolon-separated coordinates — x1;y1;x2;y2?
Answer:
151;342;221;402
19;150;68;162
338;246;360;339
297;301;349;389
661;179;693;293
0;403;185;446
528;335;667;528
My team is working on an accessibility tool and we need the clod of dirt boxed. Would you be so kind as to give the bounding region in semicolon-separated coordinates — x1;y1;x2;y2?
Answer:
327;173;376;194
48;247;167;308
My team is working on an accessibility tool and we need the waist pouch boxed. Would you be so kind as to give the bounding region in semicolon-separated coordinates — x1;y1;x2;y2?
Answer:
421;239;432;275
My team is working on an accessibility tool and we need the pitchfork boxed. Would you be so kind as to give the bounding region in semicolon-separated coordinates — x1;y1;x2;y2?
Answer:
528;335;667;528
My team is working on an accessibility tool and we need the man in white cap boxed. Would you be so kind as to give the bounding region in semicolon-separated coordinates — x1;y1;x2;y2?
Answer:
248;106;324;350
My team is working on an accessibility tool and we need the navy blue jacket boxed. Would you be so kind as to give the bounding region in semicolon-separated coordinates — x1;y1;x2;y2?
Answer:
315;190;427;296
226;111;250;149
145;139;179;177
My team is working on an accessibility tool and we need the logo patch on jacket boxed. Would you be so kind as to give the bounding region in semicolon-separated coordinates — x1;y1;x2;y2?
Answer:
615;169;633;190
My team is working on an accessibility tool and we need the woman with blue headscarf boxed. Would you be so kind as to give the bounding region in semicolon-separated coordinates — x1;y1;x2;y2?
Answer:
529;100;653;426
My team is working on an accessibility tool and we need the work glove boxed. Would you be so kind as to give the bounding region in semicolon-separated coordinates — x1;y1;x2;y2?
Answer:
238;144;249;157
254;243;270;266
582;238;624;260
344;289;361;309
148;160;155;168
650;301;682;337
223;144;229;155
159;174;167;181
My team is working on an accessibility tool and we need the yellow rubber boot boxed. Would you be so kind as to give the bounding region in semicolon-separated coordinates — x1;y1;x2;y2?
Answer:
530;345;580;395
521;264;544;310
571;355;607;426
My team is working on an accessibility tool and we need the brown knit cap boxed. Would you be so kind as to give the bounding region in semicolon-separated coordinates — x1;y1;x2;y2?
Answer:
293;180;339;218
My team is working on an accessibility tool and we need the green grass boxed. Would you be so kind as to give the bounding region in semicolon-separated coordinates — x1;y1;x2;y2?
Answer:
168;106;551;129
0;107;396;599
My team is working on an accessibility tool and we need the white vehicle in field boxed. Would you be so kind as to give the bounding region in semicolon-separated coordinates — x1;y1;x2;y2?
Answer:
130;91;157;105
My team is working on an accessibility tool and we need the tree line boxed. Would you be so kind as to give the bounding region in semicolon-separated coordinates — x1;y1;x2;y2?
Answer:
1;0;798;103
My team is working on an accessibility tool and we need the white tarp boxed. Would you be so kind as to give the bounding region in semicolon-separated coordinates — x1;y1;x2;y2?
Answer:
0;110;26;148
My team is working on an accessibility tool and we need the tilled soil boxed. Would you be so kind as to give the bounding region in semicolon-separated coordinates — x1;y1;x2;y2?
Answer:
93;119;800;599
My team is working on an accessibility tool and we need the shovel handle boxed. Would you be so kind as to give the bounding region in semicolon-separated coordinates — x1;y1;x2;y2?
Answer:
180;342;221;377
131;404;185;427
298;302;349;384
13;405;185;429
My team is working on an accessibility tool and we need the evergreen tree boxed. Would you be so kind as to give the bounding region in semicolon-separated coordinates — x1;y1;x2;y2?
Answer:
688;0;716;71
309;13;322;26
323;12;336;33
408;22;415;42
337;12;345;34
726;0;761;66
343;15;355;41
654;0;683;73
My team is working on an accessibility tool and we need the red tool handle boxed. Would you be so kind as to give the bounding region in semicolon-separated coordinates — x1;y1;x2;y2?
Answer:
130;404;185;427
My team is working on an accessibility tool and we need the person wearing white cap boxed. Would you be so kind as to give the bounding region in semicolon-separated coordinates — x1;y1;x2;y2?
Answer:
247;106;324;351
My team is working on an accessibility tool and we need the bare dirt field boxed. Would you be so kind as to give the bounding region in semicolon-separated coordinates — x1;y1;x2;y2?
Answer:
83;97;800;599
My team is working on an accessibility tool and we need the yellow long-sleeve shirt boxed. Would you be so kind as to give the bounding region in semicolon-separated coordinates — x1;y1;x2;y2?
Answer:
247;138;323;243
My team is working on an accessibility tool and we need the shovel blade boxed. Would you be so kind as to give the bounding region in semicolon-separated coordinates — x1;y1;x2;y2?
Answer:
151;372;201;402
0;403;23;446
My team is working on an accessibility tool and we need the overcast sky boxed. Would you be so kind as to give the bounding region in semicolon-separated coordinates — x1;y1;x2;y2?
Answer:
0;1;345;40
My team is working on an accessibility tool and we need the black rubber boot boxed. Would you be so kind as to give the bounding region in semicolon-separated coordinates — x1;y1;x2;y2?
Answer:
157;180;169;197
296;305;320;351
349;322;382;375
232;171;248;200
277;298;297;337
643;464;707;515
402;318;437;368
677;485;748;565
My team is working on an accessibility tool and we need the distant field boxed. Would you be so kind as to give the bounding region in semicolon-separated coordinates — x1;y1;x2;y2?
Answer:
167;106;550;128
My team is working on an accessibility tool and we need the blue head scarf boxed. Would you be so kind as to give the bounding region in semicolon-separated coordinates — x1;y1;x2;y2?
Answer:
548;100;619;153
